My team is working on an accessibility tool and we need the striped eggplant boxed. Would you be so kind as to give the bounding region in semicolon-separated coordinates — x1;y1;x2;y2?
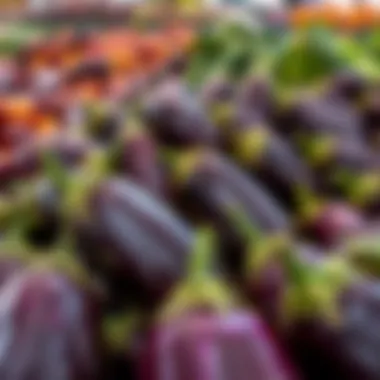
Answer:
75;177;193;306
0;266;104;380
138;310;299;380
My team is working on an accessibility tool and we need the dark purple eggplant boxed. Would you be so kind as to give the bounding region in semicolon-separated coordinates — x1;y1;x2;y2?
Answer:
224;118;316;211
275;95;363;143
0;136;89;190
142;78;218;147
301;139;380;212
0;266;103;380
238;77;277;122
111;124;165;197
245;239;380;380
75;177;193;306
164;149;290;273
327;70;368;106
361;91;380;149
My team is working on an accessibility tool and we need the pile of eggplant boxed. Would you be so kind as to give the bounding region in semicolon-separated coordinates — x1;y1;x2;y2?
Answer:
0;19;380;380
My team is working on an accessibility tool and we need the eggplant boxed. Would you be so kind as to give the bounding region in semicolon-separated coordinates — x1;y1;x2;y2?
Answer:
303;139;380;212
238;77;277;122
0;266;104;380
138;310;299;380
275;95;363;143
0;136;89;190
245;240;380;379
111;125;165;197
164;149;290;273
361;91;380;149
143;78;218;147
138;228;299;380
75;177;193;306
327;70;368;106
223;117;316;211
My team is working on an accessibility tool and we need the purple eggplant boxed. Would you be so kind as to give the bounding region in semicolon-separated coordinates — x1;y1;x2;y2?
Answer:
238;77;277;122
327;70;368;106
222;117;316;210
75;177;193;306
143;78;218;147
300;202;366;248
164;149;289;273
303;139;380;212
112;124;165;197
137;228;299;380
0;266;103;380
0;136;89;190
138;310;299;380
361;91;380;149
245;239;380;380
275;95;363;143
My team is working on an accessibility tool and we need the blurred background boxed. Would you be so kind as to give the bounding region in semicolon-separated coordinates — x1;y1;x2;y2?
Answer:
0;1;379;380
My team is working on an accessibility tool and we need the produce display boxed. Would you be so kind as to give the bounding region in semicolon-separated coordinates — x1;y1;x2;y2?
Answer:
0;9;380;380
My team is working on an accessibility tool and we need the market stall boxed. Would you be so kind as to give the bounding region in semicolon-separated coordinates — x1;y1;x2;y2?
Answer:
0;2;379;380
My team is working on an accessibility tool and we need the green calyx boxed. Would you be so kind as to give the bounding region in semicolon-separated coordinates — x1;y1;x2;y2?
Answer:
209;102;234;129
280;250;352;327
159;227;236;322
103;309;142;353
297;134;336;167
42;146;109;223
224;203;291;279
344;235;380;277
347;172;380;207
160;147;205;188
293;186;325;225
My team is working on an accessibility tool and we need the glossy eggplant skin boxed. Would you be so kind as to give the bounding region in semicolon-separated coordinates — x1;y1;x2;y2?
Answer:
0;268;103;380
247;246;380;380
225;116;316;211
173;151;289;273
75;178;193;306
275;96;363;143
138;310;299;380
288;280;380;380
143;79;218;148
114;130;164;198
327;71;367;106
